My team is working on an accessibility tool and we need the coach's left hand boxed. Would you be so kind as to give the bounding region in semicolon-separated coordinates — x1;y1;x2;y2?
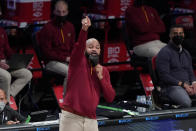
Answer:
95;64;103;80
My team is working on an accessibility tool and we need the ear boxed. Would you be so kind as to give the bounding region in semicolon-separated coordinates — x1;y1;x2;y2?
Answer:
169;32;172;40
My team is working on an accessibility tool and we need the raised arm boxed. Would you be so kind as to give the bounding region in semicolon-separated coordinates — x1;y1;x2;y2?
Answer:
69;16;91;65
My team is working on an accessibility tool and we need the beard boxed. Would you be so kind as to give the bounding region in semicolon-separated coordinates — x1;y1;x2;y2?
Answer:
85;52;99;67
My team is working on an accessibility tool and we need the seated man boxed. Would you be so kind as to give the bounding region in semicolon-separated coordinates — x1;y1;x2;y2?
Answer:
125;0;166;58
0;27;32;102
0;88;26;125
156;25;196;108
39;0;75;88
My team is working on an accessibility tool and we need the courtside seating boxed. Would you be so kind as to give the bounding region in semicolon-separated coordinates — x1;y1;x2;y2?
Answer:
32;31;64;110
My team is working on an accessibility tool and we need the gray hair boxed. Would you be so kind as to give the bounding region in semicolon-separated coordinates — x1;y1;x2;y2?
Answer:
86;38;99;45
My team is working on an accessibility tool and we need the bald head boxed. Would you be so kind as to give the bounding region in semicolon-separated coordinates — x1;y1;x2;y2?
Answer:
86;38;99;46
54;0;69;16
85;38;101;56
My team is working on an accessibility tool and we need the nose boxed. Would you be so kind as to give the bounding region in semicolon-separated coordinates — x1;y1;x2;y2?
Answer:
93;47;98;51
91;48;98;53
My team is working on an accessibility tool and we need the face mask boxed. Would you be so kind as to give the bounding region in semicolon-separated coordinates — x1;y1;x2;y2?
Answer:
0;102;5;112
134;0;149;6
134;0;143;6
172;35;184;46
85;52;99;67
55;15;67;25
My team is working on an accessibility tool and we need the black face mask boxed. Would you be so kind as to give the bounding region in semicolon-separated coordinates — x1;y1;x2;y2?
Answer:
172;35;184;46
134;0;149;6
55;15;67;26
134;0;143;6
85;52;99;67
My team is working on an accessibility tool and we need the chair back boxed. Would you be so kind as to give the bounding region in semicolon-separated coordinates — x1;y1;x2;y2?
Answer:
149;56;159;88
32;31;45;70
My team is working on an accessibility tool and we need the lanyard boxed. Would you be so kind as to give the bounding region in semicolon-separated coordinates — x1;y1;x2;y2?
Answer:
60;29;65;43
142;6;149;23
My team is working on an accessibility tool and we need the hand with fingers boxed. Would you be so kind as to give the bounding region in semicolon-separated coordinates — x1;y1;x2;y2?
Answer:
0;61;9;70
6;120;20;125
184;83;194;96
81;16;91;31
95;64;103;80
191;82;196;95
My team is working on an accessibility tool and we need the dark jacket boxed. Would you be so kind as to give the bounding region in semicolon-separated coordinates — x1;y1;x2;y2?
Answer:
0;105;26;125
156;42;196;87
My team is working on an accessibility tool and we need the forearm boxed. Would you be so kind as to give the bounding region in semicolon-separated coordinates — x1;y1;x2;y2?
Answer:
157;66;179;85
76;29;88;52
70;30;87;63
159;74;180;86
100;79;115;103
99;69;115;102
69;16;90;65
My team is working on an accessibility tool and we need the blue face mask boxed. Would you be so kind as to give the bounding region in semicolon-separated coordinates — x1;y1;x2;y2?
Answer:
0;102;5;112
